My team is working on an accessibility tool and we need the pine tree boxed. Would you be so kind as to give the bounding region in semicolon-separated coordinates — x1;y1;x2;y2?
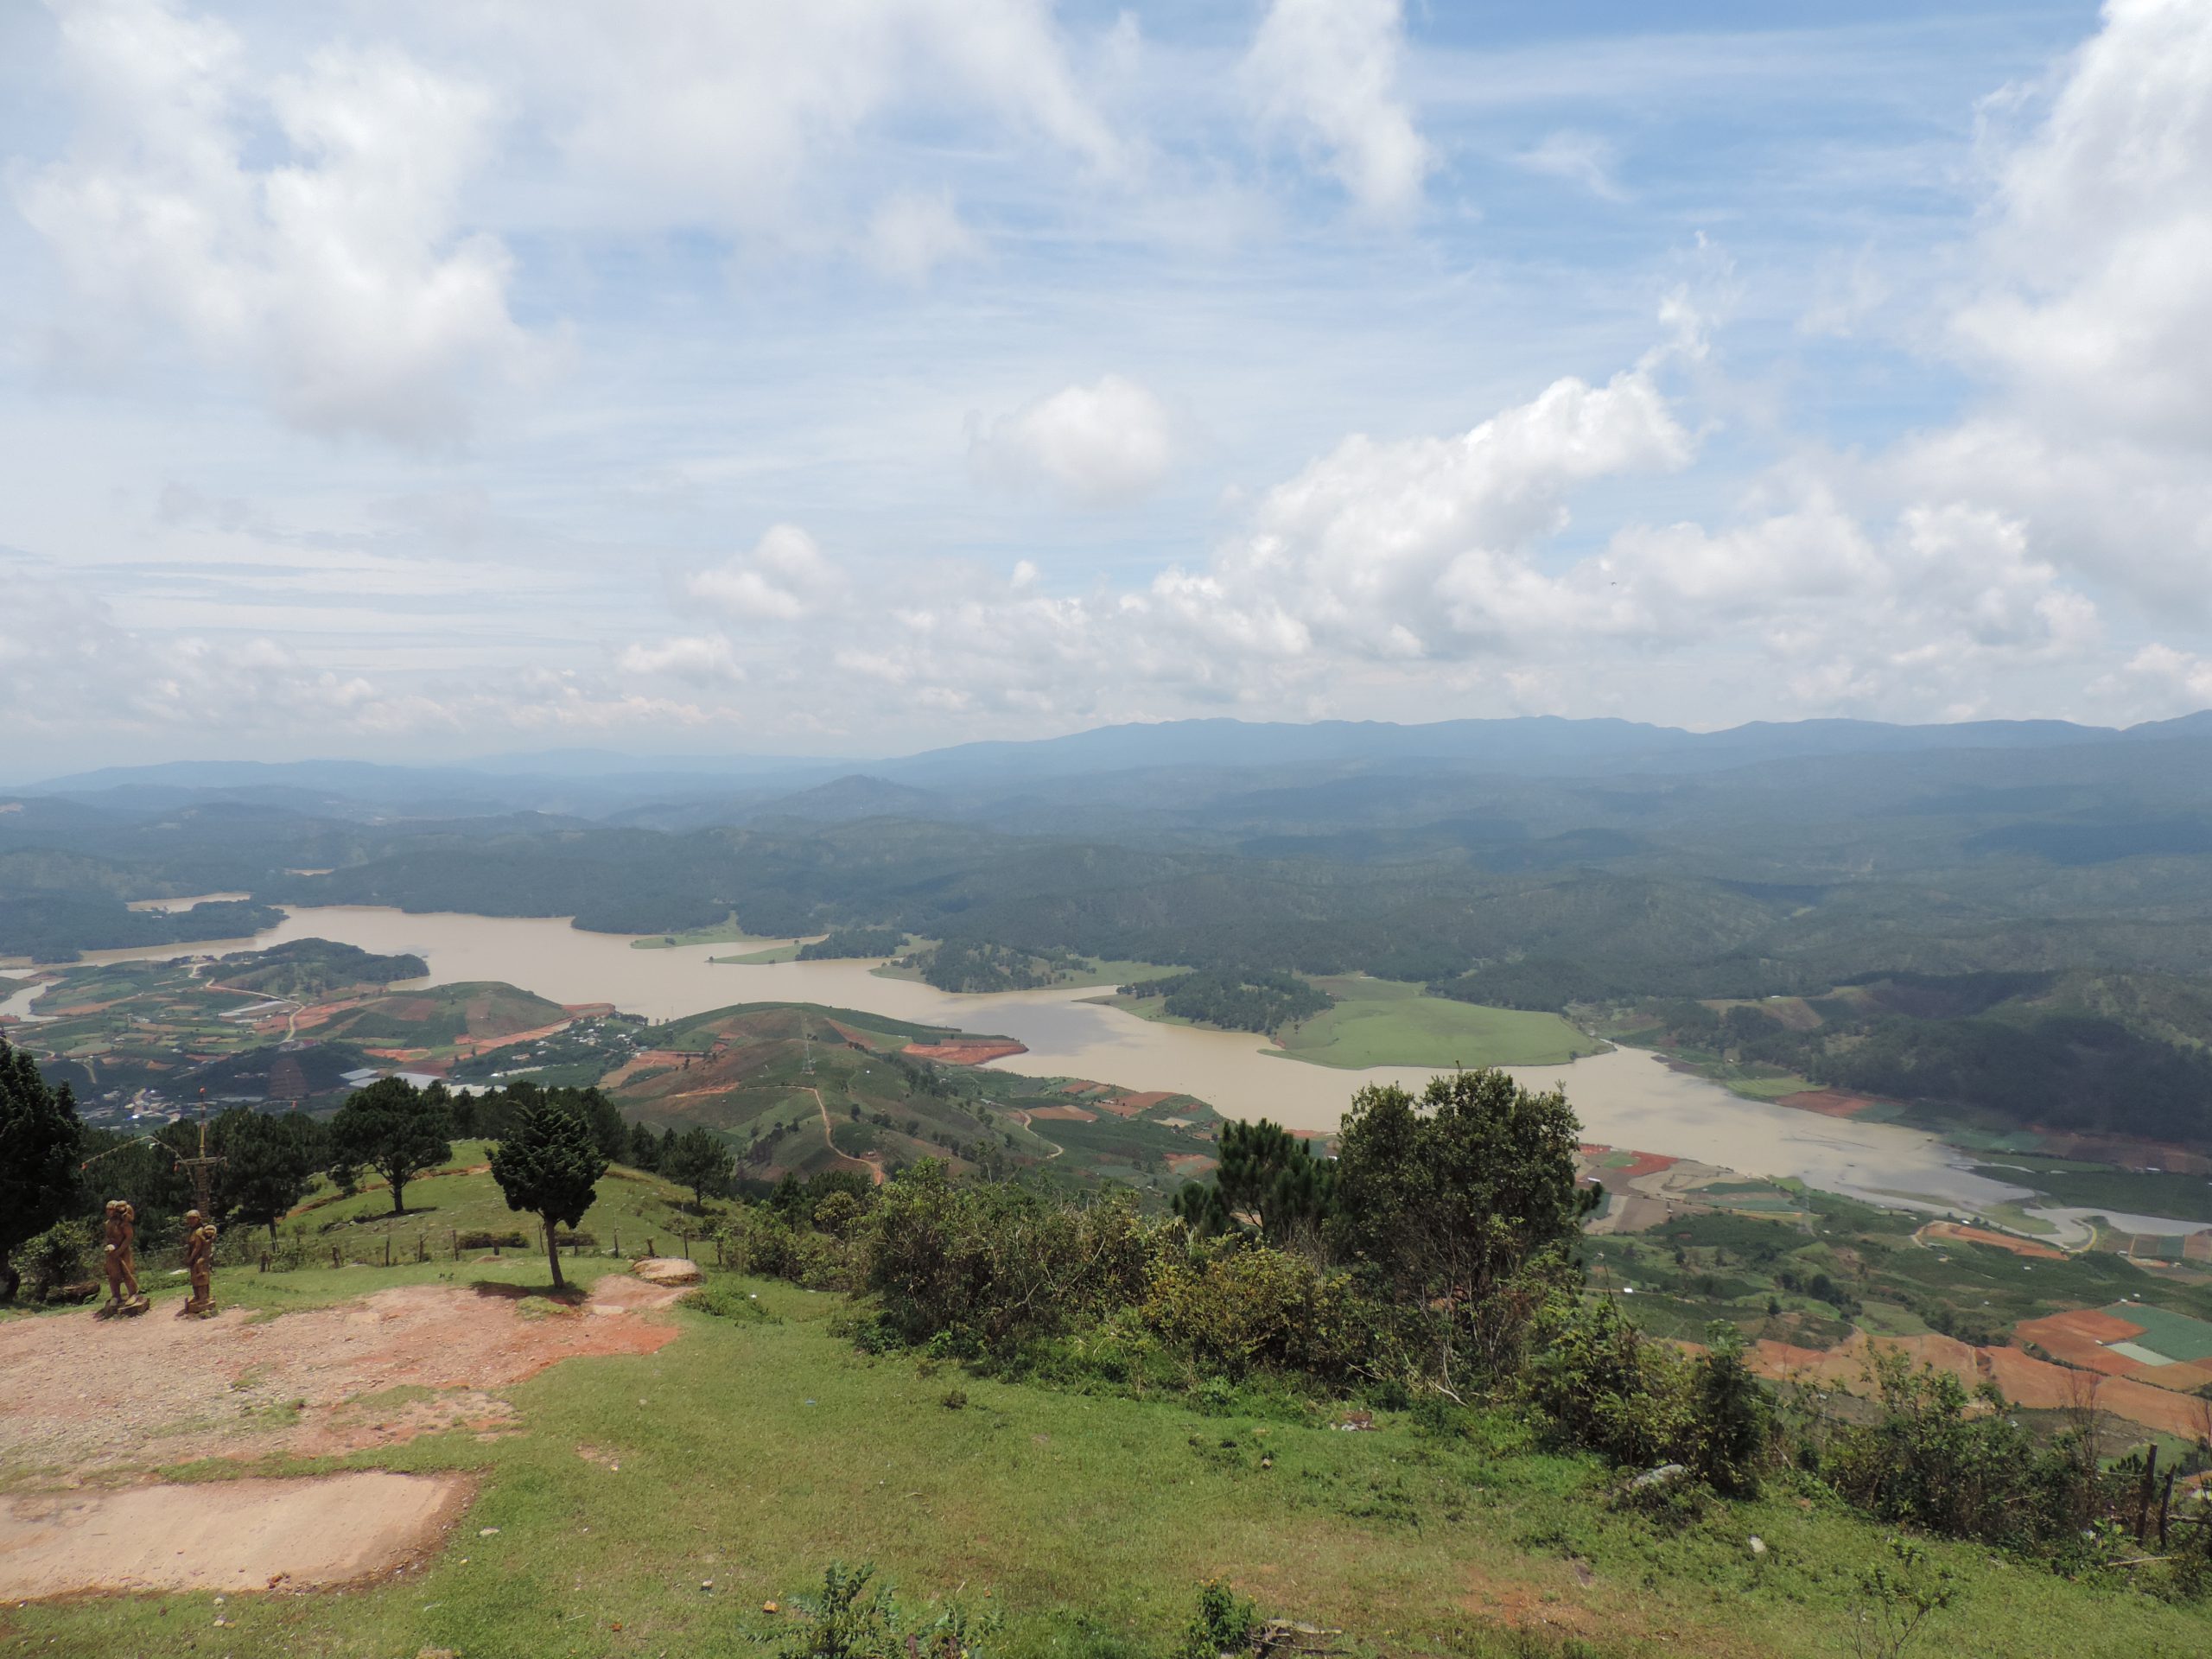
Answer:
2;1037;85;1301
488;1101;607;1292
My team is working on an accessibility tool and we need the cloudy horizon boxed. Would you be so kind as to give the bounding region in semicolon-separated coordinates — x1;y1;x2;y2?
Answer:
4;0;2210;771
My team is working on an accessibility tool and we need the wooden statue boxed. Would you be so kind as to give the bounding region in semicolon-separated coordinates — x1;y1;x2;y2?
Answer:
178;1209;219;1319
95;1199;149;1318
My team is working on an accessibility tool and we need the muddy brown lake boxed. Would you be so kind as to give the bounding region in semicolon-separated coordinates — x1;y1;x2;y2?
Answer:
6;904;2052;1221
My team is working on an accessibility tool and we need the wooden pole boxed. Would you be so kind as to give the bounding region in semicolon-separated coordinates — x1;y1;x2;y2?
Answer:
2158;1469;2176;1550
2135;1444;2158;1542
385;1236;391;1268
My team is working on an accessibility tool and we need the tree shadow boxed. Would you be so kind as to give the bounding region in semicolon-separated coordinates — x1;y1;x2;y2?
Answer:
467;1277;587;1307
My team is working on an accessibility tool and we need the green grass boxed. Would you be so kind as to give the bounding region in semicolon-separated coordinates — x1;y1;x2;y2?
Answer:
713;942;807;963
12;1254;2209;1659
874;954;1182;991
280;1143;706;1262
632;919;799;950
1266;977;1596;1070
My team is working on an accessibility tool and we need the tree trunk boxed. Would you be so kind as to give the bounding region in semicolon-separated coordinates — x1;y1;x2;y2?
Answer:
543;1218;565;1292
389;1171;407;1216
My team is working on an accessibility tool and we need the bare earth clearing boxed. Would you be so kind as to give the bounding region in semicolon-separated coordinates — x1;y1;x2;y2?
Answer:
0;1471;473;1598
0;1274;683;1482
0;1270;688;1601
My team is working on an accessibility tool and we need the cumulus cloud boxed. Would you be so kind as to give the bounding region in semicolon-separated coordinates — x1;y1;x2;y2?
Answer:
457;0;1120;232
969;375;1179;507
684;524;846;622
1904;0;2212;616
16;0;543;446
1954;0;2212;447
1243;0;1431;218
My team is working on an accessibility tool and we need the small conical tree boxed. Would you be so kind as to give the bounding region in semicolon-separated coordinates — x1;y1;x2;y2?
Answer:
488;1101;607;1292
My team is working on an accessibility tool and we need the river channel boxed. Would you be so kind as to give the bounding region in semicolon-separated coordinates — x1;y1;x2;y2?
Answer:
3;904;2065;1224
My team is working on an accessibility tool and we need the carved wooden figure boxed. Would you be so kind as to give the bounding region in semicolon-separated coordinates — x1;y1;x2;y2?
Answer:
96;1199;149;1317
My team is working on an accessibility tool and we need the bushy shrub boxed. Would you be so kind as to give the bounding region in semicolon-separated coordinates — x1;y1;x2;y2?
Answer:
456;1229;530;1250
1522;1292;1693;1471
22;1217;94;1300
858;1165;1148;1352
1176;1580;1257;1659
772;1561;995;1659
1140;1241;1373;1383
683;1281;778;1324
1821;1348;2101;1550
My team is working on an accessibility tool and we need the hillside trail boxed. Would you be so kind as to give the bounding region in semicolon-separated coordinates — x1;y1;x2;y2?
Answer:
1007;1109;1066;1160
200;969;303;1040
797;1084;885;1185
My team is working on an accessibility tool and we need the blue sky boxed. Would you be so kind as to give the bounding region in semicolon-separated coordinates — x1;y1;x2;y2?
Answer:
2;0;2208;770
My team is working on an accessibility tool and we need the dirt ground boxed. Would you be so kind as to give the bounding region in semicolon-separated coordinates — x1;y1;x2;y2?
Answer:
1919;1221;2066;1260
0;1273;683;1482
899;1039;1027;1065
0;1471;474;1599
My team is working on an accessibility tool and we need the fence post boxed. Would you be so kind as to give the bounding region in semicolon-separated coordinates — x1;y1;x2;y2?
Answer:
260;1252;270;1274
332;1244;340;1268
2158;1469;2175;1550
2135;1443;2159;1541
647;1236;655;1258
682;1230;690;1260
385;1236;391;1268
613;1228;620;1257
453;1229;460;1261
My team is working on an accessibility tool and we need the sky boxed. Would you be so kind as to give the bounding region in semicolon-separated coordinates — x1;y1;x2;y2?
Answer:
3;0;2210;771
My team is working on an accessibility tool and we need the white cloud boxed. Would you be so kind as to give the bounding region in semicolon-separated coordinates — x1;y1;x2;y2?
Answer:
684;524;846;622
1516;130;1625;201
616;635;748;685
1815;0;2212;632
16;0;543;446
454;0;1120;232
969;375;1178;507
1243;0;1431;218
866;189;983;283
1952;0;2212;448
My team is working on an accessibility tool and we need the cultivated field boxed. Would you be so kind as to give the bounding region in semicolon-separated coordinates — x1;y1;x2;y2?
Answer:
1270;976;1594;1070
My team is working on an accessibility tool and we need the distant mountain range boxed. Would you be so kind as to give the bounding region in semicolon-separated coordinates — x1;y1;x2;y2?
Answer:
21;710;2212;821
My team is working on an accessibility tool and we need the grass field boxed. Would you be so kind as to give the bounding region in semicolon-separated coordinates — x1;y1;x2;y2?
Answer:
631;919;802;950
713;942;807;963
280;1142;704;1260
10;1229;2208;1659
874;953;1182;991
1266;977;1596;1070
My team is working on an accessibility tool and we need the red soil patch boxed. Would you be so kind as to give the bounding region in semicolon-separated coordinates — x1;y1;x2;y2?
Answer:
1615;1150;1679;1180
901;1039;1027;1065
562;1001;617;1016
1165;1153;1217;1179
1025;1104;1096;1122
1096;1090;1178;1116
0;1276;682;1479
1749;1330;2212;1440
1777;1089;1878;1118
1921;1221;2065;1261
455;1018;571;1058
